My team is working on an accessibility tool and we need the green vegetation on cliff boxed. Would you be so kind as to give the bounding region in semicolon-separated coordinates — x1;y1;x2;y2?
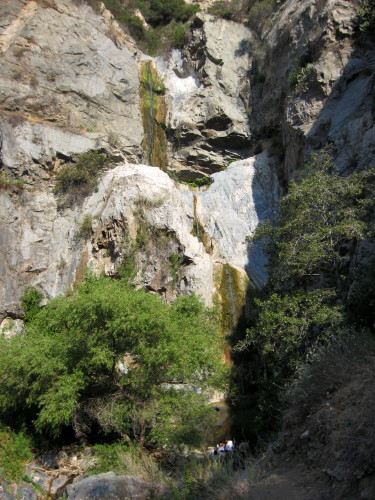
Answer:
356;0;375;35
235;151;375;436
54;150;109;207
100;0;198;54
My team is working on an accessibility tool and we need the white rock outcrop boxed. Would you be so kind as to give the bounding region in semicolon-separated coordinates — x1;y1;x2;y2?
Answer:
0;154;278;318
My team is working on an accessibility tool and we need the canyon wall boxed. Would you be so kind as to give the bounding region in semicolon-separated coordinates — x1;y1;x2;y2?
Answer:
0;0;373;327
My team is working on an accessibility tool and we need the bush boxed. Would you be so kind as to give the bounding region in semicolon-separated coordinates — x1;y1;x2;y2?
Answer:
54;150;109;205
0;173;25;191
172;23;188;49
289;62;314;94
182;176;212;188
79;214;93;239
100;0;198;54
0;276;227;444
356;0;375;35
0;427;32;481
89;442;128;474
141;0;199;28
21;287;42;323
208;1;235;20
247;0;276;34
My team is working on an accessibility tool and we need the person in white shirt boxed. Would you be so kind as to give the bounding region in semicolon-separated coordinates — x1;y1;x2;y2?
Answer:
225;439;234;452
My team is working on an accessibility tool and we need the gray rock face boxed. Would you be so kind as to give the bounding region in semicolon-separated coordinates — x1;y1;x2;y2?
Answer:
0;482;37;500
66;472;167;500
250;0;375;180
0;0;143;182
157;14;252;175
197;152;279;286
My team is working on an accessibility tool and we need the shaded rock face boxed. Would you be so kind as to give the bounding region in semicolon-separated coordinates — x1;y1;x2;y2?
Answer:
250;0;375;181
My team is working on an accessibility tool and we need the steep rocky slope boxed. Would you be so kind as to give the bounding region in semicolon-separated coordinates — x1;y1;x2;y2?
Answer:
250;0;375;180
0;0;374;498
0;0;278;327
0;0;373;329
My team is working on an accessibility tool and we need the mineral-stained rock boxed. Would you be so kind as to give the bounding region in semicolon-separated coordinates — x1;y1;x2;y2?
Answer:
0;154;278;321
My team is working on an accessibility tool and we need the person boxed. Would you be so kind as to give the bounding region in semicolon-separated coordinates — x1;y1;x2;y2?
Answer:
217;442;225;453
224;439;234;452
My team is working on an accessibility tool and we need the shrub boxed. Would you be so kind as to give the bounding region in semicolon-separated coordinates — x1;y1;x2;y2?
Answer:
0;276;227;443
0;173;25;191
247;0;277;34
140;0;199;28
100;0;198;54
108;131;120;148
54;150;109;205
208;1;235;20
0;427;32;481
79;214;93;239
89;442;128;474
169;253;184;283
208;0;250;21
116;444;165;483
182;176;212;188
21;287;42;323
289;62;313;94
172;23;188;49
356;0;375;35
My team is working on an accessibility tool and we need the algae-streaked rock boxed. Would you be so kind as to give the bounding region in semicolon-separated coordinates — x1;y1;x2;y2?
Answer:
0;154;278;319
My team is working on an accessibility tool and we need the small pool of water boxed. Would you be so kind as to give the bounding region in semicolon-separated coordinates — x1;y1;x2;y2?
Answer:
207;398;257;449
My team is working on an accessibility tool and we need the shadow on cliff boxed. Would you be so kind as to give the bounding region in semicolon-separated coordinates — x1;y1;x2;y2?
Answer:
283;31;375;182
226;30;375;446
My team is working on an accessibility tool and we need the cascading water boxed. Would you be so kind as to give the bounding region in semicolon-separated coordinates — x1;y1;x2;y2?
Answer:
139;60;168;169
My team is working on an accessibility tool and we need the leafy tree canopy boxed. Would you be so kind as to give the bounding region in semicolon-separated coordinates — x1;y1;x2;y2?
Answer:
235;151;374;434
254;150;374;292
0;276;227;447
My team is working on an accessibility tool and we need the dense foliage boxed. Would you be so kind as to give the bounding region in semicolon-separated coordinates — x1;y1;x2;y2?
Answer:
257;151;373;292
99;0;198;54
234;151;374;436
356;0;375;35
0;427;32;481
0;276;227;447
208;0;278;29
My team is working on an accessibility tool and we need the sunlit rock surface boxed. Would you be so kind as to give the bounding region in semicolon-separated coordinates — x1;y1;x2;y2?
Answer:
0;0;143;183
0;154;278;318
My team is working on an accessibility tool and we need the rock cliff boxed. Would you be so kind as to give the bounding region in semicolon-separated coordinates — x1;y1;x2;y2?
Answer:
0;0;373;330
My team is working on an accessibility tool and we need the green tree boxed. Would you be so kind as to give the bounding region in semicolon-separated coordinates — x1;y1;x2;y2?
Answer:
235;151;374;435
0;276;227;446
255;150;374;293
